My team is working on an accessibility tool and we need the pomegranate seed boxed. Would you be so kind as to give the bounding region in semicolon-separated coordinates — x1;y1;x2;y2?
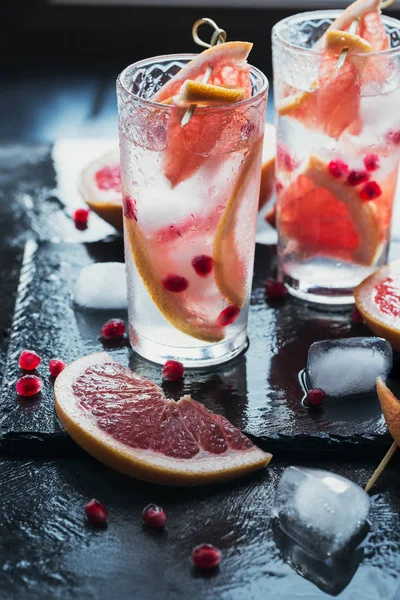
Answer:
18;349;41;370
351;306;363;324
95;165;121;192
142;504;167;528
192;544;222;569
364;153;380;172
347;170;369;187
162;274;189;293
123;195;137;221
16;375;43;397
328;159;349;179
84;499;108;524
265;279;288;300
359;181;382;201
101;318;126;340
306;388;326;407
73;208;90;225
217;305;240;327
192;255;213;277
162;360;184;382
387;130;400;145
49;359;66;377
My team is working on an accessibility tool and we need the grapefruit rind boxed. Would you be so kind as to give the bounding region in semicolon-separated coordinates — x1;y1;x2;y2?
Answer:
354;261;400;351
54;352;272;486
376;377;400;446
175;80;246;107
325;30;372;54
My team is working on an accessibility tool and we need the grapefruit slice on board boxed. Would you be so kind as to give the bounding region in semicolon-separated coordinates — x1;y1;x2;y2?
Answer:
213;138;263;307
376;378;400;445
354;260;400;351
152;42;253;188
54;352;272;486
79;149;123;231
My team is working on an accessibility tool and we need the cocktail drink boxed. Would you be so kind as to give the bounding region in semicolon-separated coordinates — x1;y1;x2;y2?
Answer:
117;39;268;366
272;1;400;306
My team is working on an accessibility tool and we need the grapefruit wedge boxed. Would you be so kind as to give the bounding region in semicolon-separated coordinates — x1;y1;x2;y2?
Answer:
54;352;272;486
174;80;246;107
376;377;400;445
354;261;400;351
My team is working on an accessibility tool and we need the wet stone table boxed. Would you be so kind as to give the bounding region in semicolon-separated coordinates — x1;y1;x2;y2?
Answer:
0;143;400;600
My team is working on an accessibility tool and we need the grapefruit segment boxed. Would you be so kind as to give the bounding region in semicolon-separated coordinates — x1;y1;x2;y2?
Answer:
317;0;383;47
376;378;400;446
213;137;263;307
354;261;400;351
54;352;272;486
175;80;246;107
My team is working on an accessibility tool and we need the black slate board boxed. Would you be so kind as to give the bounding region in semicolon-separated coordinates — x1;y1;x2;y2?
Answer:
1;239;398;457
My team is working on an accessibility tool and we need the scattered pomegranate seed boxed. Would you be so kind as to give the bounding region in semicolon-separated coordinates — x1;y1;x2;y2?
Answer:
351;306;363;324
142;504;167;528
347;170;369;187
101;318;126;340
84;499;108;524
192;255;213;277
328;159;349;179
123;195;137;221
49;359;66;377
265;279;288;300
359;181;382;201
192;544;222;569
162;360;184;381
73;208;90;226
387;130;400;145
364;153;380;172
306;388;326;407
18;349;41;370
95;165;121;192
16;375;43;397
162;274;189;293
217;305;240;327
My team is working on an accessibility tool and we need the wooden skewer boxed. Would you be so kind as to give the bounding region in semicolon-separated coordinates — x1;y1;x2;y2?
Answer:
365;440;398;493
336;17;359;70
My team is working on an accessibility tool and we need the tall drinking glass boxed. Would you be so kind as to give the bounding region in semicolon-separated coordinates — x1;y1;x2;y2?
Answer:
272;11;400;306
117;55;268;366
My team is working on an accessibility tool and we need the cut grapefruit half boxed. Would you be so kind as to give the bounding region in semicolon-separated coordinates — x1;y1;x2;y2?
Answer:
79;149;123;231
54;352;272;486
376;377;400;446
354;260;400;351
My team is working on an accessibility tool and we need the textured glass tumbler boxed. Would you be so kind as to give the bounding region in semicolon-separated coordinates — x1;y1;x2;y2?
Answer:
117;55;268;366
272;11;400;306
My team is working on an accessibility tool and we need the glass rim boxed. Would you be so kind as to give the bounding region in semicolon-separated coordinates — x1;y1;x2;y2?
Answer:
272;9;400;58
116;52;269;111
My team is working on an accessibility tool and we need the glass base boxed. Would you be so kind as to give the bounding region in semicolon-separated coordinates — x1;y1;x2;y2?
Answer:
129;328;248;368
284;274;355;308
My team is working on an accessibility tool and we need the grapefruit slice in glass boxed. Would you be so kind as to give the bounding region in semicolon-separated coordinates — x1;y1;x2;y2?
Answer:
354;260;400;351
54;352;272;486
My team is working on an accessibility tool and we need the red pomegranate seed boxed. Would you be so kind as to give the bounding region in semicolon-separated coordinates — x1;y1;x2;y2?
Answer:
84;499;108;524
192;255;214;277
328;159;349;179
265;279;288;300
364;153;380;172
18;349;41;370
162;360;184;382
95;165;121;192
217;305;240;327
16;375;43;397
306;388;326;407
49;359;66;377
192;544;222;569
123;195;137;221
101;318;126;340
142;504;167;528
162;274;189;293
347;170;369;187
351;306;363;324
73;208;90;225
359;181;382;201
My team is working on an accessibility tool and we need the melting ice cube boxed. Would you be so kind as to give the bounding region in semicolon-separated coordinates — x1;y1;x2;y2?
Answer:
272;466;370;559
74;263;127;310
307;337;392;398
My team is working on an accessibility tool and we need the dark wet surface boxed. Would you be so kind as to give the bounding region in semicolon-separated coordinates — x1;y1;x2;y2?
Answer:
0;143;400;598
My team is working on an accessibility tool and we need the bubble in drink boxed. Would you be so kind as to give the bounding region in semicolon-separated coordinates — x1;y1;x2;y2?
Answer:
307;337;392;398
272;466;370;559
74;263;127;310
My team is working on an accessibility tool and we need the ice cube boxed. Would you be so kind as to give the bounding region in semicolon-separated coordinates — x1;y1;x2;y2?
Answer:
272;466;370;559
307;337;392;398
74;263;127;310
